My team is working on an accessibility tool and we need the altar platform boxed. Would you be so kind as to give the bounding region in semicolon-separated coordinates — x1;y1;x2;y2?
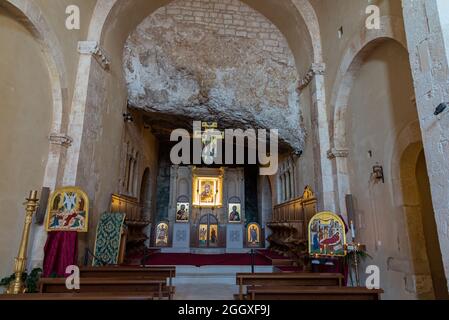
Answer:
137;252;273;267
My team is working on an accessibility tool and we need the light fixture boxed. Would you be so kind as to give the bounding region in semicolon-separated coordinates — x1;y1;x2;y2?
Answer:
293;150;303;157
434;103;448;116
371;163;384;183
123;112;134;123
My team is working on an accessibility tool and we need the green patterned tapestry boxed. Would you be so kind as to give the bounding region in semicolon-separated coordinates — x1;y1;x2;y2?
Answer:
93;212;125;266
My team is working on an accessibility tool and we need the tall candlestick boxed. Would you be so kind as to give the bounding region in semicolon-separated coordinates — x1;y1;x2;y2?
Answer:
7;191;39;294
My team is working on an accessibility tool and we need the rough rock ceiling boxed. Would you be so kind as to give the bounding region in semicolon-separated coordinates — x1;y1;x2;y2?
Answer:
123;0;304;152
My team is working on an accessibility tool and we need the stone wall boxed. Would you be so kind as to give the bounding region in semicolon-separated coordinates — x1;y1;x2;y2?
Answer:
402;0;449;291
123;0;302;150
0;10;52;277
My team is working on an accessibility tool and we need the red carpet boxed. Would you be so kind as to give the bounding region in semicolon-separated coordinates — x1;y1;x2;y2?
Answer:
256;249;288;260
141;253;272;267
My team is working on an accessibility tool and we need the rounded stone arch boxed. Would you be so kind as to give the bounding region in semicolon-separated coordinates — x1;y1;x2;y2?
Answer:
290;0;322;63
393;131;437;299
331;16;407;149
87;0;323;73
3;0;68;137
328;16;409;214
1;0;71;270
390;120;423;207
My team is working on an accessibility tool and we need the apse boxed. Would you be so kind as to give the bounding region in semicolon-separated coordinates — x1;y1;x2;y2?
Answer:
123;0;303;151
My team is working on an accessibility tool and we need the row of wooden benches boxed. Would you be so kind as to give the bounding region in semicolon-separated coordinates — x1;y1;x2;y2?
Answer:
0;266;176;301
1;266;383;300
236;273;383;300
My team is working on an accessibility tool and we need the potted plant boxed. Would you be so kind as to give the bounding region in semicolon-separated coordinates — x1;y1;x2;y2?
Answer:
0;268;42;293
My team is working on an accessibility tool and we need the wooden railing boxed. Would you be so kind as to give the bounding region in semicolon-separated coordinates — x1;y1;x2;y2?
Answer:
272;197;304;222
267;187;318;259
110;194;144;222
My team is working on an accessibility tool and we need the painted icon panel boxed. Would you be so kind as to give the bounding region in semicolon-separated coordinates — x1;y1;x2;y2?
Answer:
155;222;169;247
199;224;208;246
247;223;261;247
176;202;190;222
209;224;218;246
308;211;347;256
46;187;89;232
228;203;241;223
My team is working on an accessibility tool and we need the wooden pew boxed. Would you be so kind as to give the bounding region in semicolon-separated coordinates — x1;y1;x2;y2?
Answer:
0;292;154;300
247;286;383;300
79;266;176;299
39;278;165;299
236;273;344;300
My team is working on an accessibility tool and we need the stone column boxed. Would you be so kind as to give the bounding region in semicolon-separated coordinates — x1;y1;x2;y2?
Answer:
63;41;110;186
402;0;449;287
327;148;350;220
309;64;335;212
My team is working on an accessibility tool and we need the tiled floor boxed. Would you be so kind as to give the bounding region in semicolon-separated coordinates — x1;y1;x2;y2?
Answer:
172;265;273;300
174;283;237;300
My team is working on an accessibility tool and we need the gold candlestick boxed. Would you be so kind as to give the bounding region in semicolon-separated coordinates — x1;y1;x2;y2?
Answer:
6;190;39;294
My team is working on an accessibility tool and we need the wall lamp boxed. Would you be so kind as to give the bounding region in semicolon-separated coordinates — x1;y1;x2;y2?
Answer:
434;103;448;116
371;163;384;184
123;112;134;123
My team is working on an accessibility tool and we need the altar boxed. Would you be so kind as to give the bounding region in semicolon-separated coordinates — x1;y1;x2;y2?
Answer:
153;166;258;253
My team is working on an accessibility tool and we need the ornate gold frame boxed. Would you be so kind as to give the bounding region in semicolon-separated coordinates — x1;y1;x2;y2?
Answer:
192;169;224;208
308;211;347;257
45;186;89;233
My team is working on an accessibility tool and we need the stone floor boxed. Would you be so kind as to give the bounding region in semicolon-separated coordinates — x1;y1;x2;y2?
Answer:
172;265;274;300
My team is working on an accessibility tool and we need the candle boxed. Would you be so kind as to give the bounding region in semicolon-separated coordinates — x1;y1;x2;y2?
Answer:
29;190;38;200
350;220;356;239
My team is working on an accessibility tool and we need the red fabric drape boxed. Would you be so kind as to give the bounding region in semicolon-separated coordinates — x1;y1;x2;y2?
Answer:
43;231;78;277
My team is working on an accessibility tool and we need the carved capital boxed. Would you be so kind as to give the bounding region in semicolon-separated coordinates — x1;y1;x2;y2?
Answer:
298;63;326;92
327;148;349;159
78;41;111;70
49;133;73;148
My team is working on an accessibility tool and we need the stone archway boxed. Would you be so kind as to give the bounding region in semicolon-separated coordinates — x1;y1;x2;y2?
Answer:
54;0;340;263
3;0;70;190
398;142;448;299
65;0;335;214
1;0;71;270
390;121;449;299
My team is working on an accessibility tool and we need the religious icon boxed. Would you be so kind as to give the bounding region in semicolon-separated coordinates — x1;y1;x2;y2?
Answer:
45;187;89;232
176;202;190;222
199;224;208;246
228;203;241;223
308;211;347;257
200;180;215;204
247;223;261;247
155;222;169;247
209;225;218;246
202;129;219;164
302;185;314;200
192;175;223;208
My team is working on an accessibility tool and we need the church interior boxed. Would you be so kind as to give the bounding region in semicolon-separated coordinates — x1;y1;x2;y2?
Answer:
1;0;449;301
